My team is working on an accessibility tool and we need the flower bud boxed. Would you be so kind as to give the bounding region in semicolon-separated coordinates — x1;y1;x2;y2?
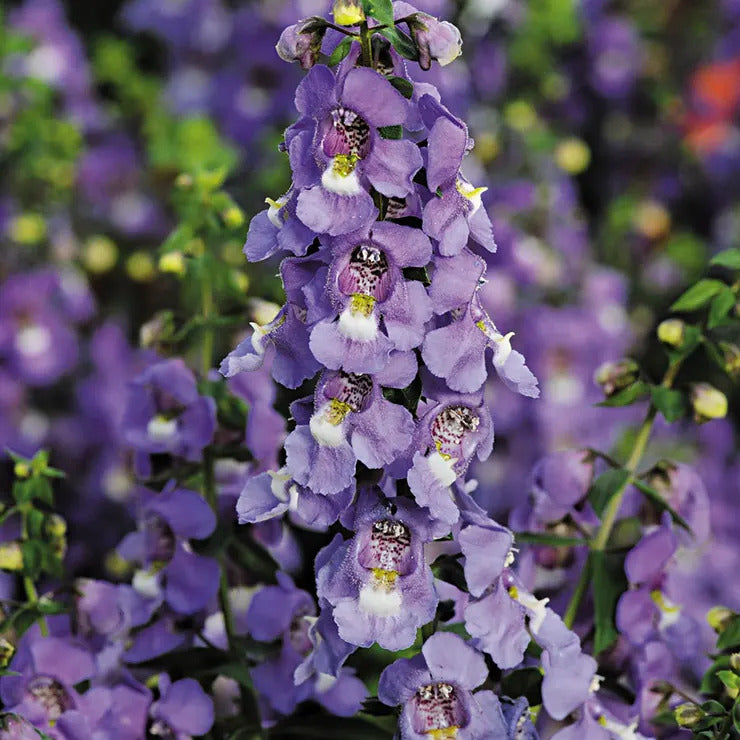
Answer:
405;13;462;70
657;318;685;347
0;638;14;668
277;18;328;70
222;206;245;229
707;605;734;633
14;461;30;479
691;383;728;423
83;235;118;275
332;1;365;26
46;514;67;538
719;341;740;379
158;251;187;277
674;703;704;728
730;653;740;673
0;542;24;572
594;358;640;396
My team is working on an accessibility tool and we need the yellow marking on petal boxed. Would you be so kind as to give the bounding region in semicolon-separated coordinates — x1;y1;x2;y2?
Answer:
371;568;399;589
333;153;359;177
427;728;458;739
327;399;353;425
350;293;376;317
265;197;284;210
433;440;453;460
598;716;608;727
456;182;488;200
496;331;515;345
475;320;487;333
650;590;680;613
508;585;519;600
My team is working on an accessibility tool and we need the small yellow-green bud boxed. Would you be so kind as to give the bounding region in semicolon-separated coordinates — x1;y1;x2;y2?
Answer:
184;238;206;257
719;341;740;379
126;252;155;282
233;271;250;293
707;605;734;632
82;236;118;275
14;462;30;479
158;251;187;277
554;137;591;175
0;542;24;571
674;703;704;728
332;0;365;25
9;213;46;245
222;206;245;229
0;638;14;668
691;383;728;423
730;653;740;673
657;318;685;348
46;514;67;538
504;100;538;132
594;358;640;396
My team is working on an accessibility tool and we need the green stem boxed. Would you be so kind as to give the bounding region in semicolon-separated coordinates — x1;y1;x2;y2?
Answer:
201;265;215;377
19;506;48;636
562;359;684;626
359;22;373;67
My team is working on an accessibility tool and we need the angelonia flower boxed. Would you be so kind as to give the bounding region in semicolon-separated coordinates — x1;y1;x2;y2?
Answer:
218;4;548;733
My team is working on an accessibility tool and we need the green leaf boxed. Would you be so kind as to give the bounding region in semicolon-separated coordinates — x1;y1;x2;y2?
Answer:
378;124;403;139
327;36;355;66
650;386;686;423
362;0;394;26
717;616;740;651
708;287;737;329
500;667;543;706
513;532;585;547
710;248;740;270
588;468;630;518
717;670;740;690
670;279;726;312
591;550;628;654
733;696;740;734
596;380;650;407
388;76;414;99
700;656;732;694
21;540;43;580
666;323;703;363
378;27;418;61
632;480;691;532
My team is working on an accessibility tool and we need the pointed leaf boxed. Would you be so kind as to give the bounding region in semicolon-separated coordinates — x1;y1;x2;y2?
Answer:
670;279;726;312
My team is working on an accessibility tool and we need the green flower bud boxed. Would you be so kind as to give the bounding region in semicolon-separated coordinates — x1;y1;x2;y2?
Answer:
0;542;24;571
657;318;685;347
333;0;365;26
222;206;245;229
730;653;740;673
158;251;187;277
707;605;734;633
674;703;704;728
719;341;740;379
691;383;728;423
46;514;67;538
593;358;640;396
14;462;30;479
0;638;14;668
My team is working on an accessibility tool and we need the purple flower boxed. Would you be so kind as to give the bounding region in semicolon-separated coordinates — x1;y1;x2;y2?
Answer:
149;674;214;739
316;488;443;651
276;17;327;69
377;632;508;738
293;64;422;236
117;484;220;614
309;221;433;374
419;95;496;256
284;367;416;495
122;358;216;471
247;573;367;721
403;388;494;524
0;626;95;733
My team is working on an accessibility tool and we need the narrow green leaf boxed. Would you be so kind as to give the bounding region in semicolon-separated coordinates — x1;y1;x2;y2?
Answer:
513;532;585;547
588;468;630;518
596;380;650;407
362;0;395;26
632;480;691;532
378;124;403;139
717;616;740;651
708;287;737;329
388;75;414;99
327;36;355;66
670;279;726;312
710;248;740;269
650;385;686;423
378;27;418;60
591;550;628;654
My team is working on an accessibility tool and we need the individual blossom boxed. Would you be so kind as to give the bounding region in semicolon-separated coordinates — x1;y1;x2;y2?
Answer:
0;625;96;735
276;17;328;70
401;384;494;524
394;2;463;70
316;488;444;651
293;63;422;236
284;360;417;495
122;358;216;475
419;95;496;256
147;674;214;739
309;221;433;374
377;632;509;738
246;572;366;722
117;484;220;614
